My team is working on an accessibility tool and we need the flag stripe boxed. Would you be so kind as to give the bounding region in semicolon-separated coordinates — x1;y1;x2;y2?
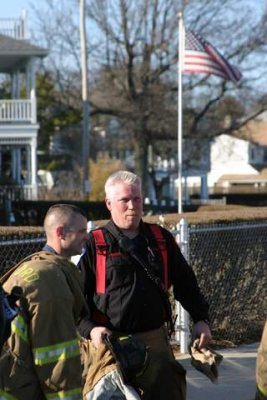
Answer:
182;30;242;83
206;45;241;82
183;66;227;79
184;53;228;75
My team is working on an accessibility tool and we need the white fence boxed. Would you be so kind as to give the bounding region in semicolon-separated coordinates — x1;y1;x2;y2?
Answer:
0;97;36;123
0;15;27;40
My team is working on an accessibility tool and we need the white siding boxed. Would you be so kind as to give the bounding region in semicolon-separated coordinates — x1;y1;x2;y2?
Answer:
208;134;259;186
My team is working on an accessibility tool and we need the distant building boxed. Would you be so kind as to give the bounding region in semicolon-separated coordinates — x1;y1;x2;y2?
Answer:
0;11;48;200
209;119;267;189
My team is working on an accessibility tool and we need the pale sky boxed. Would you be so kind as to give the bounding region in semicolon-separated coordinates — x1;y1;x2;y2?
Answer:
2;0;50;35
3;0;37;20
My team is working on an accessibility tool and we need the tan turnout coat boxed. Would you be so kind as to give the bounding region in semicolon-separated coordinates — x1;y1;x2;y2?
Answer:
0;251;87;400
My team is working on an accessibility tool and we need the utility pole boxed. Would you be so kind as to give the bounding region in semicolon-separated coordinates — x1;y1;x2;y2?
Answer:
80;0;90;197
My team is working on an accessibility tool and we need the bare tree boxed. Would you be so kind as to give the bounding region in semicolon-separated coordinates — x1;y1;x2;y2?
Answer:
83;0;180;194
87;0;267;192
32;0;267;196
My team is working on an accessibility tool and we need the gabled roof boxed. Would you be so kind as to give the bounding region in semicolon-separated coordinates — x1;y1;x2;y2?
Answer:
0;33;48;73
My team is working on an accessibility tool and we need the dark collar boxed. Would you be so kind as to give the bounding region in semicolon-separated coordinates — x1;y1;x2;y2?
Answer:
42;244;58;255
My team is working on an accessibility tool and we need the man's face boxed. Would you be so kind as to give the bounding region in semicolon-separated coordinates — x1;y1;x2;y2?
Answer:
62;215;88;257
105;182;143;231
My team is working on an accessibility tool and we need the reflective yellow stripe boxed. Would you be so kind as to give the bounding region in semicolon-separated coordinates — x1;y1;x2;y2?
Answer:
11;315;29;343
0;389;17;399
258;384;267;397
33;339;80;366
46;387;82;399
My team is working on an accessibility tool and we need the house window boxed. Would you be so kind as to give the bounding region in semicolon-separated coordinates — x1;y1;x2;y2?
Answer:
250;147;255;161
263;149;267;162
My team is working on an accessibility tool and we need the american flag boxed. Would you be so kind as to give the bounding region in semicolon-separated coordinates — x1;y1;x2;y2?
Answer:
183;30;242;83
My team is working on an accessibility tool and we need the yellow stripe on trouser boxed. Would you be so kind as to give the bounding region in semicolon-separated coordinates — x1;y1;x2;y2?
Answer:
11;315;29;343
0;389;17;400
45;387;82;400
33;339;80;366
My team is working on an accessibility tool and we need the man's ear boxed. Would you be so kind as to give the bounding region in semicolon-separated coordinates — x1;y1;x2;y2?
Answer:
105;198;111;211
56;225;64;239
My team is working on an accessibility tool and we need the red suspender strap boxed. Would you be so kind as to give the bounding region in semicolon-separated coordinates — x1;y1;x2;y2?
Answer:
149;224;169;289
91;229;107;294
92;225;168;293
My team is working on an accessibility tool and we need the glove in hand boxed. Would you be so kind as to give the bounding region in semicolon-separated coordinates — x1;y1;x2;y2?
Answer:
189;339;223;384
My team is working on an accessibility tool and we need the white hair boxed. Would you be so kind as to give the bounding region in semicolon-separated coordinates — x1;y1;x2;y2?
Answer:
105;170;141;197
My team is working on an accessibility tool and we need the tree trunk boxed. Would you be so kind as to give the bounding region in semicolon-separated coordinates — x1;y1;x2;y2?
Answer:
134;126;149;198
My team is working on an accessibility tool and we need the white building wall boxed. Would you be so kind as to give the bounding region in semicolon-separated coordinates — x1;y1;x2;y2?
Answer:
208;134;259;186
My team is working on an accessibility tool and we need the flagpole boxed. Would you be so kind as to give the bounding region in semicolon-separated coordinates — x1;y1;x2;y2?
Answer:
177;12;184;214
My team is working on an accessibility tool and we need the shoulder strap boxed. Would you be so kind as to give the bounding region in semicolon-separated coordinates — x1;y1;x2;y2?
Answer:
103;222;174;336
148;224;169;289
91;229;107;294
92;224;168;291
104;221;169;289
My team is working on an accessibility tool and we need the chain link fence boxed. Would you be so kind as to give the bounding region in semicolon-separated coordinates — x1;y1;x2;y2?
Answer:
187;220;267;345
0;234;46;276
0;219;266;345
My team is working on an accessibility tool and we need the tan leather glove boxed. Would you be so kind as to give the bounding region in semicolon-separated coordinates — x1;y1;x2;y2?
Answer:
188;339;223;384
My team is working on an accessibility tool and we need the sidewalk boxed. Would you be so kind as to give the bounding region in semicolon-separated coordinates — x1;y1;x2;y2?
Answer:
177;342;259;400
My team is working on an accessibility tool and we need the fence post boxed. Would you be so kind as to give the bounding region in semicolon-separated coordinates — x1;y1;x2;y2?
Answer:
71;220;96;265
87;220;96;232
175;218;189;353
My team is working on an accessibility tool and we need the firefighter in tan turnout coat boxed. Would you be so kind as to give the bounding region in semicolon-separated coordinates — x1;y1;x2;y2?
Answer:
0;204;89;400
256;320;267;400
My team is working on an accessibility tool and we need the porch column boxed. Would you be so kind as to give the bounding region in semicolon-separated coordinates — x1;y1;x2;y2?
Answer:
16;148;22;183
11;148;16;181
26;61;31;98
11;148;22;183
31;136;38;199
26;58;36;98
200;174;209;201
26;145;31;184
0;150;2;179
11;72;20;99
11;74;15;99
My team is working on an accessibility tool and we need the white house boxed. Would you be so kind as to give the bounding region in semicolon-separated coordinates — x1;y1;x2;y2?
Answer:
0;11;48;200
208;120;267;189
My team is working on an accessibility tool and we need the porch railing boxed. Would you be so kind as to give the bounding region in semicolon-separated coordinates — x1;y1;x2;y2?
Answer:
0;13;27;40
0;95;36;124
0;185;37;202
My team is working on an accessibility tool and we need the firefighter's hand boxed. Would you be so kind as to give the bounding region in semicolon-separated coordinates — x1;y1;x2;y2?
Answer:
90;326;112;348
192;320;212;349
